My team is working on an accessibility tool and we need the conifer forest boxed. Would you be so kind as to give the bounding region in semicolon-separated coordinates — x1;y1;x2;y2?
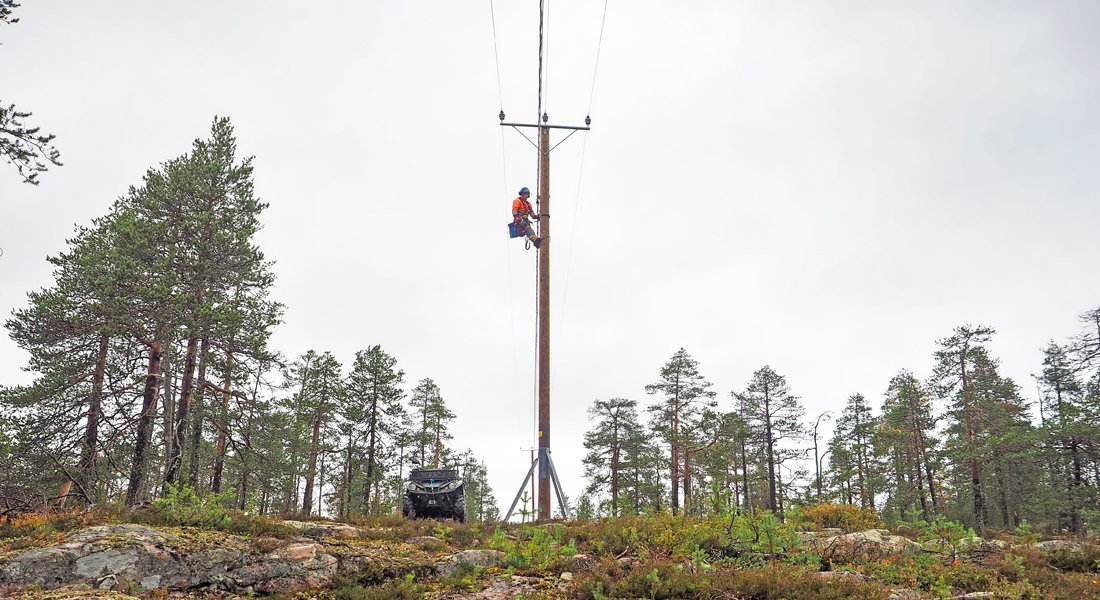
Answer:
2;115;1098;539
4;2;1100;597
0;119;498;523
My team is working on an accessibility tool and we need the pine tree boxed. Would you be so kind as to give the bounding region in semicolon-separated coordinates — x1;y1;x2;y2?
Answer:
644;348;716;515
346;345;405;514
875;370;939;520
582;397;640;516
456;451;499;523
410;378;455;468
283;351;342;515
0;3;62;185
735;365;804;515
831;393;878;509
933;325;1037;531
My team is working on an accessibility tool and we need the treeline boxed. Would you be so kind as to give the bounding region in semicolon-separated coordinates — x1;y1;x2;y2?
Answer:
0;118;497;522
580;317;1100;534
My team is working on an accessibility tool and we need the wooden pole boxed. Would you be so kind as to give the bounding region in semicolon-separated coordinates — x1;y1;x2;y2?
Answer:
537;123;551;521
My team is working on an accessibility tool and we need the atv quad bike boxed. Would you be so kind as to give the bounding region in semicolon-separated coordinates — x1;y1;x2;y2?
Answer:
402;465;466;522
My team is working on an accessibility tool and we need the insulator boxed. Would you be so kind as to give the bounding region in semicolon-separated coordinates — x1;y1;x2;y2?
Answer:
499;110;505;122
542;112;548;123
585;115;592;126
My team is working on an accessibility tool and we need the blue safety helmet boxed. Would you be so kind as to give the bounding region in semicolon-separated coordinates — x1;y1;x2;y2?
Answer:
519;187;530;196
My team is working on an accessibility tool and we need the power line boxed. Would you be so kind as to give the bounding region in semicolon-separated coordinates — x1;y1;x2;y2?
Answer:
489;0;505;112
587;0;609;115
537;0;545;121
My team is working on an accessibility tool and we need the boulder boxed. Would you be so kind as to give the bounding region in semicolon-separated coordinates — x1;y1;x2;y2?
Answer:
0;523;338;594
448;574;543;599
1034;540;1087;554
279;520;361;540
818;529;922;562
436;549;506;578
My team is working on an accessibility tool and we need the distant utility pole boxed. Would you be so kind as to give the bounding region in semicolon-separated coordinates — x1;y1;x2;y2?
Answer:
501;111;589;522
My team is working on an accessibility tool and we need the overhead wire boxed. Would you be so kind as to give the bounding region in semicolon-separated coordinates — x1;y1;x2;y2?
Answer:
560;0;608;327
490;0;524;430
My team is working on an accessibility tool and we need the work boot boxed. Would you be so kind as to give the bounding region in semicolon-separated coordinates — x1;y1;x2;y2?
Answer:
532;237;542;249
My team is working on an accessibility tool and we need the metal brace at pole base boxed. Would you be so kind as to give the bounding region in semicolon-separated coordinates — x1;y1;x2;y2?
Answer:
504;450;569;522
504;458;539;522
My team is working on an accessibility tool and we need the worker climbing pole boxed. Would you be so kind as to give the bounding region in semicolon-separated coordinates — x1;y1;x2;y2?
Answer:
508;186;541;249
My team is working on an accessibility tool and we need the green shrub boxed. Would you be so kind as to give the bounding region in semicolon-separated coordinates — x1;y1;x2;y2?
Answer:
1046;545;1100;573
489;524;576;570
576;561;891;600
127;483;295;538
333;573;422;600
794;503;882;532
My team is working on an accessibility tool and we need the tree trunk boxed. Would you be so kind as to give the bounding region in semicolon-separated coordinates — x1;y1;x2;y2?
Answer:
127;341;163;506
165;335;200;486
187;337;210;487
1069;440;1083;534
670;408;680;515
764;385;778;513
161;345;175;486
77;333;109;502
740;438;751;512
610;442;620;517
683;446;693;514
303;405;322;514
959;349;985;532
993;454;1010;529
365;382;379;511
211;351;233;493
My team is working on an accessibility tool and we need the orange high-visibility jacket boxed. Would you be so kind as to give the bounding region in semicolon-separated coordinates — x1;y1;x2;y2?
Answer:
512;196;534;218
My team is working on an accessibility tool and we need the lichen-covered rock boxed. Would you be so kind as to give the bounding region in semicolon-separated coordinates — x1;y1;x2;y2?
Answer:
1034;539;1087;554
436;549;506;578
279;520;361;540
565;552;596;572
817;529;922;561
889;588;924;600
447;574;546;599
0;523;338;594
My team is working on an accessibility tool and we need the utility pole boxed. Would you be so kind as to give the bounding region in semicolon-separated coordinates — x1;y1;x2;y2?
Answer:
536;122;552;521
501;111;589;522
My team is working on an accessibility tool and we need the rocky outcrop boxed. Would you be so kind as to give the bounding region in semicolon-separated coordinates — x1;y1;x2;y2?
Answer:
1034;539;1089;554
0;524;337;594
278;520;361;540
811;529;923;562
435;549;507;578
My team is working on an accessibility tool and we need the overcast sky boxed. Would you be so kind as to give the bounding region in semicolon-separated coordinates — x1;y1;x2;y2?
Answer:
2;1;1099;516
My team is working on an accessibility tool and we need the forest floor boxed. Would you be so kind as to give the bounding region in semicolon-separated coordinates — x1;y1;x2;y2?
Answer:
1;503;1099;599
